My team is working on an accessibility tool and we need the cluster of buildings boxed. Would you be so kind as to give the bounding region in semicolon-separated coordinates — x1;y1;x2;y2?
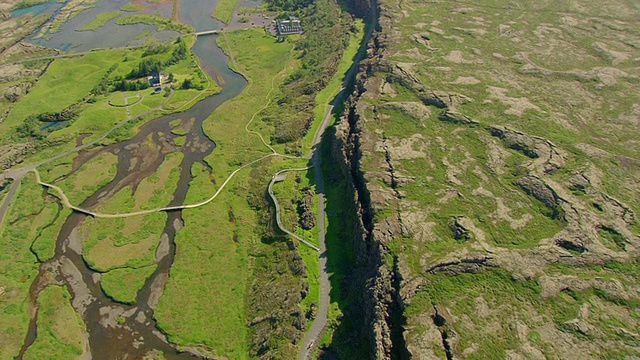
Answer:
275;16;302;36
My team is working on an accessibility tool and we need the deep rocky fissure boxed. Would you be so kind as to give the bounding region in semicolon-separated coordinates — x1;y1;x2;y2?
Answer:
389;256;410;360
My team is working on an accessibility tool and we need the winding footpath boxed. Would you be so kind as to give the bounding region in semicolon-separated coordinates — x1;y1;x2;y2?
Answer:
267;167;319;251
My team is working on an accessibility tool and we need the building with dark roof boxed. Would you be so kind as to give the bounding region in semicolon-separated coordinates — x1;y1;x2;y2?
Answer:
148;72;161;87
276;16;302;35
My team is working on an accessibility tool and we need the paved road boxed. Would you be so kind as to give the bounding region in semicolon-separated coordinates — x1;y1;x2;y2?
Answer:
298;8;377;358
0;175;22;229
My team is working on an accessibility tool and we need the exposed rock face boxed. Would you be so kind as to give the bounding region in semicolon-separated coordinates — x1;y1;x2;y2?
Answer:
489;125;539;159
4;85;26;102
327;0;640;357
447;216;471;241
297;187;316;230
0;142;35;170
514;176;559;210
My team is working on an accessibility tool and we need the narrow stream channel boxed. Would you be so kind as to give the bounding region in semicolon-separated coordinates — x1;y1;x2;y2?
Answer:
16;1;248;358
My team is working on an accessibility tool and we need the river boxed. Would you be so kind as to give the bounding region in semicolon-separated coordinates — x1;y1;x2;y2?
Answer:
16;0;248;358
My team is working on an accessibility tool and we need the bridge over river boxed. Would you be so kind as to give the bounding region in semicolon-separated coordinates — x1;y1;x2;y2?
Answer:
194;29;219;36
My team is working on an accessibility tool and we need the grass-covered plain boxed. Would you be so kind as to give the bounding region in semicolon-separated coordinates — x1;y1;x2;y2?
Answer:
155;28;301;358
0;49;124;141
0;174;58;359
212;0;239;23
23;285;87;360
82;206;166;272
55;152;119;206
4;37;219;169
101;265;157;304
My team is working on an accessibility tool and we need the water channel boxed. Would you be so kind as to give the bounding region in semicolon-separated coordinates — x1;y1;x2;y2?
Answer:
16;0;249;358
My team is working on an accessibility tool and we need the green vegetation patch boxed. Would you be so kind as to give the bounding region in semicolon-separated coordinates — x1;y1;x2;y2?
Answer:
120;3;145;12
155;192;251;358
212;0;239;23
56;152;119;206
0;174;50;359
115;14;194;34
101;265;157;304
2;50;124;141
76;11;122;31
32;207;72;262
23;286;87;360
134;152;183;210
82;210;165;271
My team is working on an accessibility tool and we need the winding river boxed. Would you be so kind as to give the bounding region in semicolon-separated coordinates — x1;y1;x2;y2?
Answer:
16;1;249;358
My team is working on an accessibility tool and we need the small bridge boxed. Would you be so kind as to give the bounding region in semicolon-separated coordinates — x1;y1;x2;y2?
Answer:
194;29;220;36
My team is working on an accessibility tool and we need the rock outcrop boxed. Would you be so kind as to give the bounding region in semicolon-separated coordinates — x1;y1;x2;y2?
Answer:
326;0;640;357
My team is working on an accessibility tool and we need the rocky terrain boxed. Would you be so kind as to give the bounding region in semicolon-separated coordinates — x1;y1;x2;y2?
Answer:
328;0;640;358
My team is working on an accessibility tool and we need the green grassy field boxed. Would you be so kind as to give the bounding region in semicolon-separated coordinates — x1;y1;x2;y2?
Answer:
155;28;298;358
32;207;72;262
0;174;59;359
7;38;219;167
0;50;124;142
82;212;165;272
55;152;119;206
23;285;87;360
101;266;157;304
212;0;240;23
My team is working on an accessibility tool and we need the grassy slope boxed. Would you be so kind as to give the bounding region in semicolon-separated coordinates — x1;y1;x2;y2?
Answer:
154;28;296;358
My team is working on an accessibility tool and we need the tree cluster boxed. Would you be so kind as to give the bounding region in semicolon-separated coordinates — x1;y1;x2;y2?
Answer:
127;57;163;79
36;107;77;122
180;78;203;90
129;38;188;79
91;63;119;96
112;78;150;92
